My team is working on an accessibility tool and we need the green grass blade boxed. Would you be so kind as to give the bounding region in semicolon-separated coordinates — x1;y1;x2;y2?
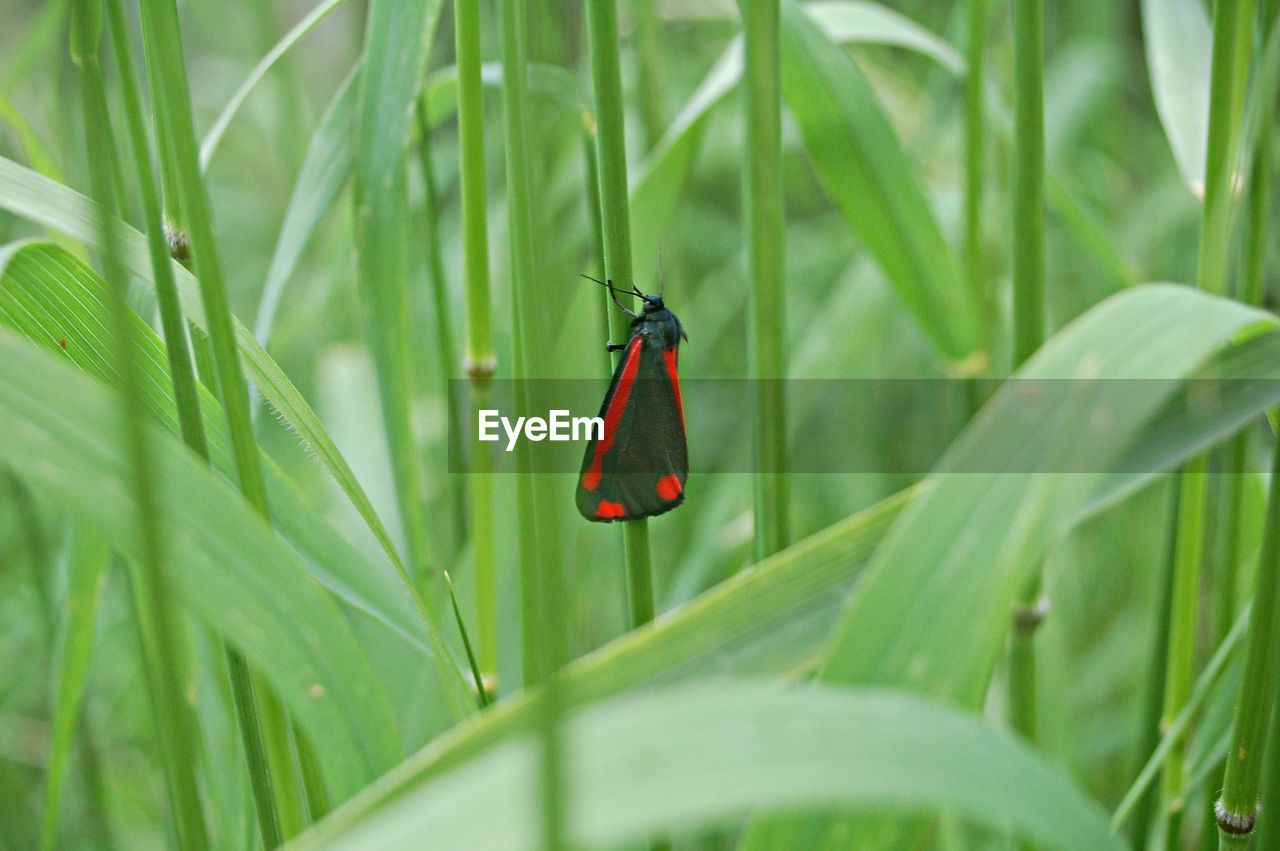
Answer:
294;682;1123;851
1142;0;1212;195
38;529;109;851
0;155;413;629
352;0;438;584
742;284;1279;848
0;326;402;799
0;241;455;670
739;0;789;560
779;0;979;361
199;0;349;171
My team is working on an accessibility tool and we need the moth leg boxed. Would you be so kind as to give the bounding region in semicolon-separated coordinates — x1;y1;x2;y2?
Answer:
606;279;641;318
605;342;627;352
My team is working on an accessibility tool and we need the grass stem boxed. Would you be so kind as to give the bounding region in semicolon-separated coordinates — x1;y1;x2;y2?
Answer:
136;0;302;837
499;0;569;844
1216;439;1280;847
739;0;789;563
1160;2;1256;846
1007;0;1045;758
72;6;208;845
453;0;501;687
585;0;658;627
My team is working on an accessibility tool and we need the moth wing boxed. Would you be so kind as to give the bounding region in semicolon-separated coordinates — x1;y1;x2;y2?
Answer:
577;337;687;522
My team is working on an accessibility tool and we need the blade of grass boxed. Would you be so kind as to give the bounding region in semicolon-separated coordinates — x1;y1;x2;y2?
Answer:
100;4;290;840
135;0;311;832
413;100;467;560
452;0;502;689
964;0;990;351
739;0;789;562
352;0;438;591
1214;439;1280;847
586;0;657;628
198;0;349;171
496;0;569;843
1007;0;1047;767
778;0;979;362
38;529;108;851
0;325;403;797
1112;602;1252;829
0;157;468;705
293;682;1124;851
631;0;666;150
71;5;209;844
740;283;1278;849
1160;1;1256;845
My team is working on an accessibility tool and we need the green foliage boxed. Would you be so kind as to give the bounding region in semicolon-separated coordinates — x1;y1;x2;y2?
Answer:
2;1;1278;848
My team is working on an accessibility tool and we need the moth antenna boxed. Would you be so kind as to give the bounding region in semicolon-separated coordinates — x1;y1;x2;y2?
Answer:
658;242;665;297
580;273;640;298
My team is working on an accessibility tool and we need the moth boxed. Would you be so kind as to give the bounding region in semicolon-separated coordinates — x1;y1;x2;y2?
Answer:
576;276;688;522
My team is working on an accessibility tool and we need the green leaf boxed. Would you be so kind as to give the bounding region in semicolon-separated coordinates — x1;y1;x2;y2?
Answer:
0;323;401;800
295;682;1123;851
743;284;1280;847
267;486;911;830
256;59;583;348
1141;0;1211;195
0;241;440;661
199;0;350;171
630;0;964;288
0;154;408;623
254;64;359;345
39;528;108;851
780;0;977;360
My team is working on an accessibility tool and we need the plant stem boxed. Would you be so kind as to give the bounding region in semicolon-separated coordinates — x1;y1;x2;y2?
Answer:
1007;0;1045;756
1010;0;1044;368
1129;479;1182;849
499;0;569;843
453;0;500;686
965;0;988;347
1215;4;1278;845
1216;437;1280;848
739;0;788;563
106;0;288;841
1160;2;1256;845
1161;453;1209;846
631;0;665;150
585;0;657;626
135;0;300;838
414;103;469;563
72;5;208;846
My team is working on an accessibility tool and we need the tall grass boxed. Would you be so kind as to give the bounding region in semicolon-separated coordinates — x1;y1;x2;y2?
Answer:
585;0;656;627
1160;1;1256;845
71;3;208;846
1007;0;1045;750
7;1;1280;848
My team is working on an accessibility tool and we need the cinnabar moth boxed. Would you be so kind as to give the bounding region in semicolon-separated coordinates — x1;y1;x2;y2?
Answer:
576;276;688;522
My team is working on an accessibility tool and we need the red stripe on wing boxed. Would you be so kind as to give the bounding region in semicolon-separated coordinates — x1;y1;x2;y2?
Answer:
581;338;643;491
662;347;684;430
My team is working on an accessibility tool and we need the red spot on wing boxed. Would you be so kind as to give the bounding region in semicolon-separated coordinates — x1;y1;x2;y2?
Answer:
663;347;684;430
656;475;682;501
582;338;642;492
595;500;626;519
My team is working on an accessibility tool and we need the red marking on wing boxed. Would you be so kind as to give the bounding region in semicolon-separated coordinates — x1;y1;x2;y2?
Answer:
656;475;682;501
595;500;626;519
581;338;643;491
663;347;684;430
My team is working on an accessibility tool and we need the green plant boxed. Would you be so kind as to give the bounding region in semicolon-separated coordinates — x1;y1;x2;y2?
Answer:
5;2;1280;849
